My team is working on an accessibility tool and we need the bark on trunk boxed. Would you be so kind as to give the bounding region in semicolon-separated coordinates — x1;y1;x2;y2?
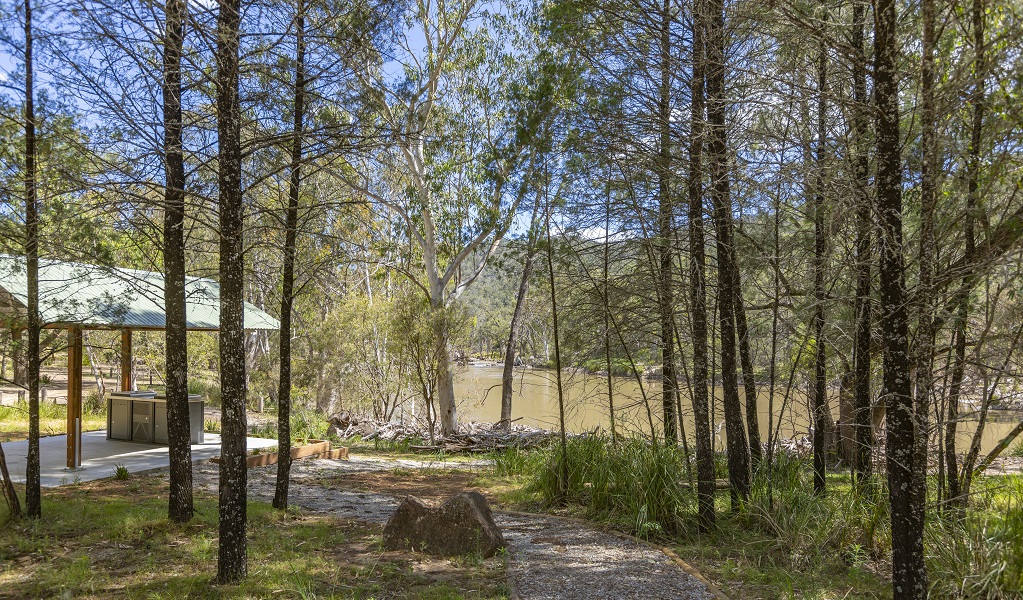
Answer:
706;0;750;507
875;0;927;592
657;0;678;445
734;282;760;466
812;2;829;495
603;181;617;443
0;442;20;518
687;2;715;519
163;0;193;525
216;0;247;583
433;298;457;436
545;192;569;496
274;0;305;511
948;0;986;510
912;0;938;506
851;0;873;483
23;0;42;520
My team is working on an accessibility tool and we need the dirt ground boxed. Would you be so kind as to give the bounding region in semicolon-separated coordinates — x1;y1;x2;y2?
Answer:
310;469;494;505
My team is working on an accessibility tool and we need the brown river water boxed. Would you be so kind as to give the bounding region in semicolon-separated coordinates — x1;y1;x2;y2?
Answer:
453;365;1021;456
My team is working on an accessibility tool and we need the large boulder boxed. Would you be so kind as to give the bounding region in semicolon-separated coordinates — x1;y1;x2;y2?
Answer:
382;491;505;558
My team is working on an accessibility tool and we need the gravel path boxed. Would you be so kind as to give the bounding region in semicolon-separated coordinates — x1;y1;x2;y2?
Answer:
190;457;716;599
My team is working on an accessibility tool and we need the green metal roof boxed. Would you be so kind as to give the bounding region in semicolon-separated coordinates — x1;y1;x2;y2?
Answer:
0;255;279;331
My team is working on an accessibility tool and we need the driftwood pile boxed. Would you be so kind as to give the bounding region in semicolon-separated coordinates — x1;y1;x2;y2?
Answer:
326;411;558;453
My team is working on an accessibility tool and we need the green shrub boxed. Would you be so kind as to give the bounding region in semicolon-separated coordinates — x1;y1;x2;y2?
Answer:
247;408;331;442
491;446;543;477
925;477;1023;598
527;435;693;537
113;464;130;480
84;391;103;414
204;419;221;434
250;421;276;439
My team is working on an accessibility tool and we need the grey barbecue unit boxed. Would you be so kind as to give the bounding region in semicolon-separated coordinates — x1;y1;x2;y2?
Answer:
108;391;205;445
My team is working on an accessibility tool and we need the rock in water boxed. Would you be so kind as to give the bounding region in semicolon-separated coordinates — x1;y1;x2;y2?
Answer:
382;491;505;557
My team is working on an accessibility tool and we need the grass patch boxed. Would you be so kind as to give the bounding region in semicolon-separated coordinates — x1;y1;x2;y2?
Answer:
0;475;508;599
0;400;105;442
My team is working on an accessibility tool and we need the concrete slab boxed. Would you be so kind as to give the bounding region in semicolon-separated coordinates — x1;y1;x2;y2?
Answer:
2;430;278;487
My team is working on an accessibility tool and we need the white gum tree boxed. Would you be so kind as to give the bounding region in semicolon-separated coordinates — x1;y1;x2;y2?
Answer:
333;0;550;435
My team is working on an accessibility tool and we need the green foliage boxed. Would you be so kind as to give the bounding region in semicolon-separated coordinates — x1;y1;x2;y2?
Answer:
112;464;130;480
84;391;103;414
249;407;331;442
0;483;508;598
491;446;544;477
926;477;1023;598
744;459;891;571
527;435;693;536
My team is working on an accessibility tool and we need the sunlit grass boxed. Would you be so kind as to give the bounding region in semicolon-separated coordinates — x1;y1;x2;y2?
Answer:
0;400;106;442
0;475;509;599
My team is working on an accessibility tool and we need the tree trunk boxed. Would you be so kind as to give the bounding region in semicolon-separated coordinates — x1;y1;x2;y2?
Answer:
851;0;873;483
706;0;750;508
11;329;25;387
433;297;457;437
0;442;20;518
545;185;569;497
657;0;678;445
274;0;305;511
912;0;938;506
23;0;42;520
812;1;829;495
875;0;927;592
500;202;540;430
948;0;986;510
603;178;617;444
216;0;247;583
163;0;193;525
687;0;713;527
734;280;760;466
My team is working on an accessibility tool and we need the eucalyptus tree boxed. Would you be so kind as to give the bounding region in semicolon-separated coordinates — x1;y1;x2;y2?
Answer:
811;0;829;495
334;0;551;435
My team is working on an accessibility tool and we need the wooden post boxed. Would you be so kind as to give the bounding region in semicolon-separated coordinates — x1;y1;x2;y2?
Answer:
10;327;24;387
120;329;133;392
67;326;83;468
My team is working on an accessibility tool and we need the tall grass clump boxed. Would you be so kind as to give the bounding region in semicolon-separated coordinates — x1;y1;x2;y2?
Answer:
491;446;542;477
188;378;221;407
527;435;693;537
745;456;891;571
248;407;330;441
926;477;1023;598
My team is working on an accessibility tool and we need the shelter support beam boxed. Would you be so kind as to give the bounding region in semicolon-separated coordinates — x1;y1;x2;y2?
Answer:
66;326;83;468
120;329;133;392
